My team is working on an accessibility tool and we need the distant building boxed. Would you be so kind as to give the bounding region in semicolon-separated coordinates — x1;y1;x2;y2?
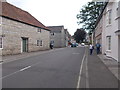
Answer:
47;26;69;48
0;2;50;55
64;29;71;46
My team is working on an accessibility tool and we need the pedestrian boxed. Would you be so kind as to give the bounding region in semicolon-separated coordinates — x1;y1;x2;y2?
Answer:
50;43;53;49
96;42;101;54
89;44;94;55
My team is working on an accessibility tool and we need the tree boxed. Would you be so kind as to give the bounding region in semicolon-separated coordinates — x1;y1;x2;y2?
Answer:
76;2;105;34
73;28;86;43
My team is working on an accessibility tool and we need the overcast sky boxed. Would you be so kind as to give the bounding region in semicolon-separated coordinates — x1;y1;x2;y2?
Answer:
7;0;92;35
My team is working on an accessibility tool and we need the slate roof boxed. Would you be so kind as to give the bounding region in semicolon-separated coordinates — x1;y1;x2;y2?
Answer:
1;2;50;31
47;26;64;33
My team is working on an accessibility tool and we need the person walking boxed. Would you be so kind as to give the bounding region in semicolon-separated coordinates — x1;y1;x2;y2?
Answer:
89;44;94;55
96;42;101;54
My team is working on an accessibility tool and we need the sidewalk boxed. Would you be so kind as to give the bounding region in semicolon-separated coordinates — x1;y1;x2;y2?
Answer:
1;48;64;63
87;49;119;88
98;54;120;81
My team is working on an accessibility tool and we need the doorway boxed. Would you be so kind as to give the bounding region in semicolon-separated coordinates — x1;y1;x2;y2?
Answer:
22;37;28;52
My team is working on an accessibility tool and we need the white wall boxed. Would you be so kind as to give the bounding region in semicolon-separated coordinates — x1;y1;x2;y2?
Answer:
102;2;119;61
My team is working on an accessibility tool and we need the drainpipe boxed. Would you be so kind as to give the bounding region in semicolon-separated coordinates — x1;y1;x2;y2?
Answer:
118;1;120;63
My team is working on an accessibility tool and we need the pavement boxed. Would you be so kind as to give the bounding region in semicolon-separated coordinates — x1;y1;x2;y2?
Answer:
79;48;119;88
98;54;120;81
87;50;119;88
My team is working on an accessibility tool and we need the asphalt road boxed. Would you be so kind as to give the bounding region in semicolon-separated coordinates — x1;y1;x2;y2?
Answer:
2;47;85;88
2;47;119;89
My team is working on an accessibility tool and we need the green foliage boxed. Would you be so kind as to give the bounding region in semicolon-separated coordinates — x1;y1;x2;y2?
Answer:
77;2;105;34
73;29;86;43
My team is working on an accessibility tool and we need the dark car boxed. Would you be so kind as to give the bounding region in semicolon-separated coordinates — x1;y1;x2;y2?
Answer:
71;43;77;47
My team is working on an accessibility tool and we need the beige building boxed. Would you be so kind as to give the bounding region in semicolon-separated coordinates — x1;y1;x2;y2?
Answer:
0;2;50;55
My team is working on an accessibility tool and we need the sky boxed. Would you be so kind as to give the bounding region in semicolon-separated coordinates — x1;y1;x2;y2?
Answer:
7;0;92;35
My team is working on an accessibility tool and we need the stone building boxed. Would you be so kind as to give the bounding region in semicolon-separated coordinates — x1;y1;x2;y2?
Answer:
0;2;50;55
47;26;68;48
64;29;71;46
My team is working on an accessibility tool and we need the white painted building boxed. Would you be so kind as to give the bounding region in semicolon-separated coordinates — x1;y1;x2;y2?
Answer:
95;0;120;62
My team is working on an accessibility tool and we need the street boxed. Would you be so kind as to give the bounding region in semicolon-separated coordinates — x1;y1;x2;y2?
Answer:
2;47;119;88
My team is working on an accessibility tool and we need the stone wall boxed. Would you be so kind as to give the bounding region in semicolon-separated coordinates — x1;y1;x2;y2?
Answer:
51;32;62;48
2;17;50;55
50;27;66;48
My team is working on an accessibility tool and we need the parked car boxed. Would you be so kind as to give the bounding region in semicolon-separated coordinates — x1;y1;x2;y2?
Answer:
71;43;78;47
81;43;85;46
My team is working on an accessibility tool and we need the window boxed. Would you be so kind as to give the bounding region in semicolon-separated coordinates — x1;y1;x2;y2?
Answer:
51;41;54;44
37;40;39;46
107;36;111;50
38;28;41;33
40;40;42;46
37;40;42;46
0;37;3;49
106;10;112;25
51;33;54;36
116;7;119;18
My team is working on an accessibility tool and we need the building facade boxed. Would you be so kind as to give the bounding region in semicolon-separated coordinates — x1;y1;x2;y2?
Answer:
95;0;120;62
0;2;50;55
48;26;68;48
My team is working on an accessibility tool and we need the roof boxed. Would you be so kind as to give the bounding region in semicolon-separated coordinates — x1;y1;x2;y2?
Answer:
1;2;50;31
47;26;64;32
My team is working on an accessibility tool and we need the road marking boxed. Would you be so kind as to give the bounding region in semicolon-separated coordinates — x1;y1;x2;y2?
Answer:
1;48;67;79
85;50;89;88
1;66;32;79
77;48;86;89
1;61;42;79
1;70;20;79
19;66;31;71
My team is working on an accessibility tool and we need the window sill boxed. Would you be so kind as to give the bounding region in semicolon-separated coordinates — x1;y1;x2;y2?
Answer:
115;16;120;20
106;50;111;53
106;24;112;27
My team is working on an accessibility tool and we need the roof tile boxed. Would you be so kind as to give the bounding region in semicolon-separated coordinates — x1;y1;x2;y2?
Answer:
1;2;50;30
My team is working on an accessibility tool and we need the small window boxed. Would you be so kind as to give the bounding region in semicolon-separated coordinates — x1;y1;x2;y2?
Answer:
37;40;42;46
38;28;41;33
116;7;119;18
107;36;111;50
40;40;42;46
106;10;112;25
51;33;54;36
0;37;3;49
37;40;39;46
51;41;54;44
